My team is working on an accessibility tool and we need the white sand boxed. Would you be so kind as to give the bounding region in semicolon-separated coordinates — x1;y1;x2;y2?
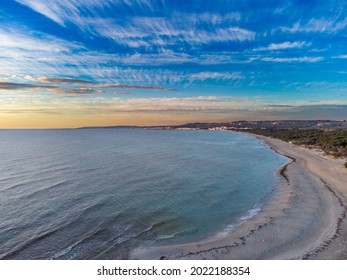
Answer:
130;134;347;260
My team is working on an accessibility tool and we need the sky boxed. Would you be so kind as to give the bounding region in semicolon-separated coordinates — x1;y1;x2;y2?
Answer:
0;0;346;128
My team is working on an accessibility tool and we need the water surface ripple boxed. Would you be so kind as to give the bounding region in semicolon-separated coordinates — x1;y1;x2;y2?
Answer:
0;129;286;259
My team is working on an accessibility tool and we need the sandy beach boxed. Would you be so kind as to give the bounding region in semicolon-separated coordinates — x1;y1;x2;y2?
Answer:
131;134;347;260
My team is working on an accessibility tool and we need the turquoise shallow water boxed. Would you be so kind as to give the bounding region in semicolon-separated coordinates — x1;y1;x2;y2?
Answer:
0;129;287;259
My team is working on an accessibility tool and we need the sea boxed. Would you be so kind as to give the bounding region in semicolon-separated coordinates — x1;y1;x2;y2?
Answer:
0;128;287;259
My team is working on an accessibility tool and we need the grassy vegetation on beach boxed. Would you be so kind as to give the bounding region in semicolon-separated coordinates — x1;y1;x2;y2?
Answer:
245;129;347;158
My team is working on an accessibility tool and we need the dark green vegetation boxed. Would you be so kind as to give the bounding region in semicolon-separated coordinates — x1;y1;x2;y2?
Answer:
246;129;347;158
169;120;347;130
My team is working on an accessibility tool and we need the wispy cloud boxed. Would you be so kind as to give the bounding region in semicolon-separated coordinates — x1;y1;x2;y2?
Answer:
0;81;99;95
188;72;244;81
93;17;255;48
24;76;95;84
0;78;176;95
15;0;157;26
254;41;310;51
281;18;347;34
261;56;324;63
7;72;244;93
16;1;255;49
0;81;56;90
0;19;254;87
99;84;176;91
176;12;241;25
0;26;78;52
287;81;347;93
0;24;84;77
95;51;255;66
190;27;255;44
333;55;347;59
49;87;96;95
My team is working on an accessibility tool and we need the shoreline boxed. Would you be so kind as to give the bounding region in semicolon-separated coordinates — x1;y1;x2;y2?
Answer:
130;133;347;260
256;134;347;259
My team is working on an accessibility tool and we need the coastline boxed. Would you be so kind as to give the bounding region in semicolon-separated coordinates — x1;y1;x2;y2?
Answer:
255;134;347;259
130;133;347;260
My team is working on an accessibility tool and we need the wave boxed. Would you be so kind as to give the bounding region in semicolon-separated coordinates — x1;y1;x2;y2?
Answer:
213;203;262;239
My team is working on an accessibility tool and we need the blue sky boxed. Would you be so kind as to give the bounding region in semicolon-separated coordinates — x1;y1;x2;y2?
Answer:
0;0;346;127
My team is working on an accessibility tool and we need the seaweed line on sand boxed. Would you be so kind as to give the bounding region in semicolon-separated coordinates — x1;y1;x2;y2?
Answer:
299;178;347;260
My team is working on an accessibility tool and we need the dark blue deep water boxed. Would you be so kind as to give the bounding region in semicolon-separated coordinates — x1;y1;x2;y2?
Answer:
0;129;287;259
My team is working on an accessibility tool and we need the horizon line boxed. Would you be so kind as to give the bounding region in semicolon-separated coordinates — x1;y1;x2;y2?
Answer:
1;119;346;130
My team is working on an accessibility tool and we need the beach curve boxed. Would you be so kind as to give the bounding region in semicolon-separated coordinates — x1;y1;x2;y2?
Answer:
130;133;347;260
